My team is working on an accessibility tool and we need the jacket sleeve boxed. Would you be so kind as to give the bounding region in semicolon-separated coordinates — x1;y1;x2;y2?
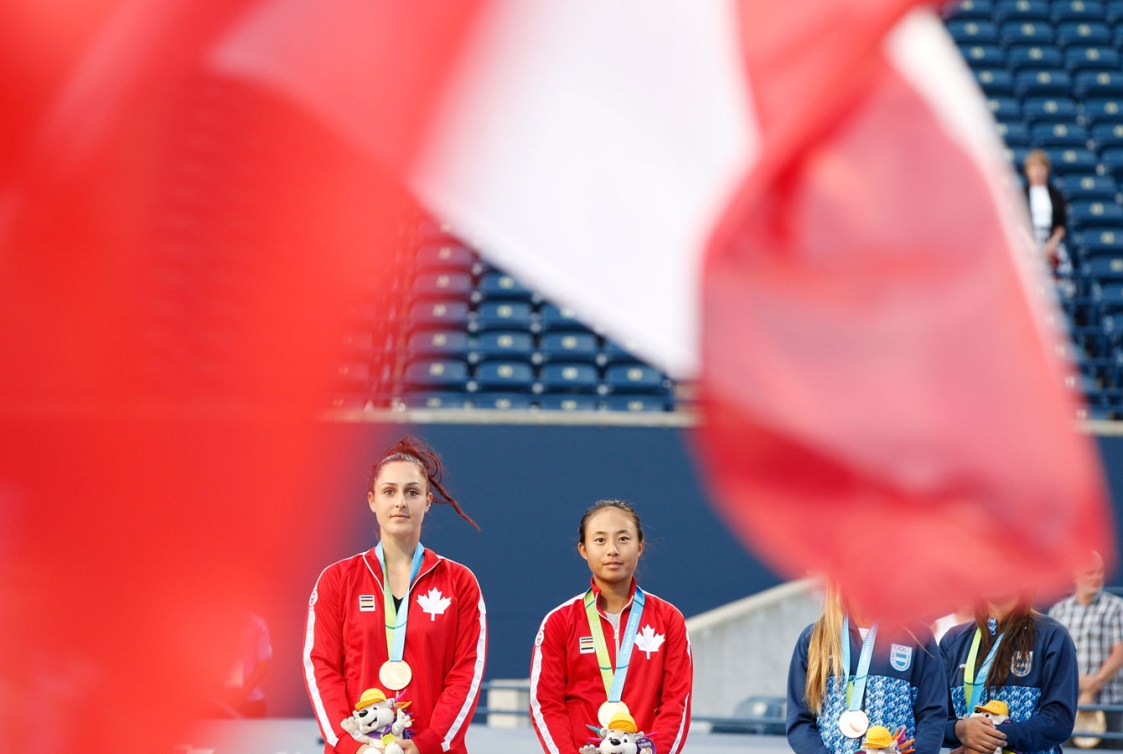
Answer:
786;625;831;754
530;609;578;754
410;567;487;754
999;625;1078;753
649;607;692;754
303;566;362;754
911;632;949;754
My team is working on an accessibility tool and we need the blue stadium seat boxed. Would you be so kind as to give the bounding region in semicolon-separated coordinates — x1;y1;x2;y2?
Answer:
1082;256;1123;282
399;391;471;410
1084;98;1123;125
1099;147;1123;179
536;395;600;412
988;96;1023;121
997;121;1031;147
1023;97;1078;124
995;0;1050;22
604;364;668;395
408;299;471;331
1006;44;1063;71
407;329;469;359
473;360;535;392
1064;45;1121;73
538;332;599;364
600;340;644;366
1057;21;1112;47
1053;0;1107;23
473;393;534;410
1069;200;1123;230
471;330;535;362
412;271;473;301
975;69;1015;96
538;303;592;333
415;242;476;274
402;359;469;391
1005;145;1032;169
1000;20;1055;46
539;363;600;394
949;20;1001;44
1075;227;1123;258
477;271;535;302
1110;0;1123;23
474;301;534;332
960;44;1009;67
1095;280;1123;311
1093;123;1123;151
1063;174;1118;201
602;396;671;413
948;0;995;19
1015;69;1073;98
1030;122;1088;148
1076;71;1123;100
1044;147;1098;175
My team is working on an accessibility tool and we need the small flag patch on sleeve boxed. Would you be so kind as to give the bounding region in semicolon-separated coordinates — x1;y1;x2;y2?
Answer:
359;594;377;612
579;636;595;654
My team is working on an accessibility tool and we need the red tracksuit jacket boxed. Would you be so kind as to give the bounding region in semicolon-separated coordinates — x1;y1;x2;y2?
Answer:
303;547;487;754
529;579;692;754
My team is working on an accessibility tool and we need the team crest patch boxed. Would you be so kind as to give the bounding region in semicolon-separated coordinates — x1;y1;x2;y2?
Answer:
889;643;913;672
358;594;377;612
1011;651;1033;677
535;630;545;648
579;636;595;654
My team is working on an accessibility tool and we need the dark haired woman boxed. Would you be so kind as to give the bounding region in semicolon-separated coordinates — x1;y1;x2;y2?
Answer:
529;500;692;754
940;596;1077;754
303;436;486;754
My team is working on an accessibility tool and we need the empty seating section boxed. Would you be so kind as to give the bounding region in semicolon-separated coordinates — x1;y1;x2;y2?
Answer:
948;0;1123;418
331;220;676;412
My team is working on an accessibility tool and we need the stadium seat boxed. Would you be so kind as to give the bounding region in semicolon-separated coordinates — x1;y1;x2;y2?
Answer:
602;395;670;413
1015;69;1073;98
415;242;476;274
538;303;593;333
402;359;470;391
1053;0;1107;23
477;271;535;302
988;97;1023;121
471;330;535;362
975;69;1015;96
1030;122;1088;148
408;299;471;331
949;20;1000;44
474;301;534;332
604;364;668;395
1023;97;1078;124
1083;98;1123;125
1109;0;1123;23
1069;200;1123;229
1063;174;1118;202
538;332;599;364
1083;256;1123;283
1064;45;1121;74
1098;147;1123;179
997;121;1031;147
600;340;644;366
412;271;473;301
536;395;600;411
1093;123;1123;151
947;0;995;21
994;0;1050;23
407;329;470;359
473;360;535;392
1076;227;1123;258
325;393;370;411
1004;145;1032;168
960;44;1009;67
539;363;600;394
472;393;534;410
1095;280;1123;311
1077;72;1123;100
1056;21;1112;47
999;20;1055;46
1006;44;1063;71
398;391;471;410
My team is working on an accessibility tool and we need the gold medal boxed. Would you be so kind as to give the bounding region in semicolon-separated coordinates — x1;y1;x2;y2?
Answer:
379;660;412;691
597;701;630;729
838;709;869;738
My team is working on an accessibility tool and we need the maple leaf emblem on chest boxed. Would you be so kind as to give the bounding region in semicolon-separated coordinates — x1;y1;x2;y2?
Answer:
635;625;665;658
417;588;452;620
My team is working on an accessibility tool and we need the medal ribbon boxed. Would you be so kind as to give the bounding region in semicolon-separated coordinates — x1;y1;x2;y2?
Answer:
375;542;425;662
840;616;878;712
963;627;1005;712
583;586;646;703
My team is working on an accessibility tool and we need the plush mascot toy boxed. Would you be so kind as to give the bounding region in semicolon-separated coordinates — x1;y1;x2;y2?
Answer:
972;700;1012;754
861;725;916;754
340;687;413;754
581;710;656;754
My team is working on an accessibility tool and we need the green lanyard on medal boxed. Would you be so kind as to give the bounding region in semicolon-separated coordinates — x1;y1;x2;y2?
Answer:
963;626;1005;713
375;542;424;691
837;616;877;739
584;585;646;728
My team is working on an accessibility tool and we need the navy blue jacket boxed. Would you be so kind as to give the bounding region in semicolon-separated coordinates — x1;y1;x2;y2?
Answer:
940;616;1078;754
787;623;948;754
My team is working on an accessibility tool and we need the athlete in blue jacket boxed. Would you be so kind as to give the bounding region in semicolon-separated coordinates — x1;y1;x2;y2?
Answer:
787;587;948;754
940;600;1078;754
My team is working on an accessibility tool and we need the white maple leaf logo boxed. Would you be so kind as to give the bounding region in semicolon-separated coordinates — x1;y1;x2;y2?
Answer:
635;625;665;658
417;588;452;620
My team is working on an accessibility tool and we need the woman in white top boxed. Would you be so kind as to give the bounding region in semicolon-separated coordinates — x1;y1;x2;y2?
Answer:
1023;149;1070;284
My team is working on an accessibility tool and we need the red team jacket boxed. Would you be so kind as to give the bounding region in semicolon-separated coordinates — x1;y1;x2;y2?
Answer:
530;580;692;754
303;547;487;754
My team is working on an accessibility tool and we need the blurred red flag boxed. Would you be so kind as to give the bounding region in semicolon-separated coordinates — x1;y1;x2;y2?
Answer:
698;1;1113;620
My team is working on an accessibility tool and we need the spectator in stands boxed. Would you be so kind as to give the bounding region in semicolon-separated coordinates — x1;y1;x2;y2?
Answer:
529;499;692;754
786;584;947;754
1049;551;1123;749
1023;149;1072;294
303;436;486;754
940;593;1078;754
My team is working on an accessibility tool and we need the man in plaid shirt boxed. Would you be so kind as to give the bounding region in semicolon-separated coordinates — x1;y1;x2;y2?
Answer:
1050;551;1123;748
